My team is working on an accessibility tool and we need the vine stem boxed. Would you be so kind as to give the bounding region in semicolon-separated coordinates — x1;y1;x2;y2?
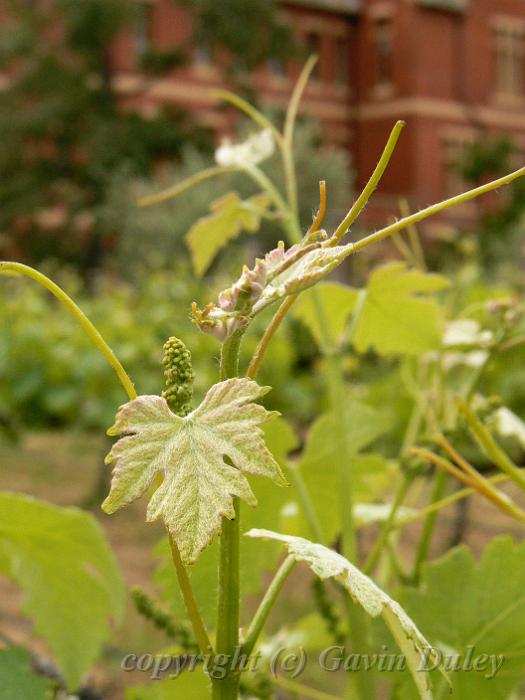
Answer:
283;55;318;228
0;261;136;401
352;165;525;254
363;475;412;575
169;535;213;655
241;555;296;658
246;295;298;380
214;329;246;700
137;165;236;207
330;120;405;245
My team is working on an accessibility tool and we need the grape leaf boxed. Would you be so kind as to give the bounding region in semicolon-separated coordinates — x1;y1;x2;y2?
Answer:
0;647;52;700
154;417;298;625
102;378;286;565
247;530;446;700
400;536;525;700
185;192;271;277
292;282;359;347
297;401;392;542
352;263;449;356
253;242;355;314
0;493;124;689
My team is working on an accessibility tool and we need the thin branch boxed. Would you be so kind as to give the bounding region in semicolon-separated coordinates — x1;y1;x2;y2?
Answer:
137;165;236;207
330;120;405;244
211;89;283;146
0;262;136;401
305;180;327;239
246;295;298;380
241;555;296;658
352;166;525;254
169;535;213;655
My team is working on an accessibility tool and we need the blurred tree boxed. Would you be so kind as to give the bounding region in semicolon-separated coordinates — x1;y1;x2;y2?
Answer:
0;0;297;272
178;0;295;76
455;136;525;268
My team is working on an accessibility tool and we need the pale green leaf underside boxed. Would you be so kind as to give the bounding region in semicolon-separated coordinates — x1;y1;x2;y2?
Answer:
253;243;355;313
103;378;286;564
0;493;124;689
352;262;450;356
247;529;447;700
186;191;271;277
154;417;298;625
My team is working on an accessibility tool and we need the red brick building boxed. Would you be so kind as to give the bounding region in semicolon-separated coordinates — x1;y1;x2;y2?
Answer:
88;0;525;229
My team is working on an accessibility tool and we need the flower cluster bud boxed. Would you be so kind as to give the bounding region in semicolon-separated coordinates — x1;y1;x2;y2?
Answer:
161;337;194;416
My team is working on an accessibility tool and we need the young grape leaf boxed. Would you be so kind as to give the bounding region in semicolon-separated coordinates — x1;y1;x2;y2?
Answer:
297;401;392;542
352;263;449;356
247;529;446;700
102;378;286;565
154;417;298;625
400;536;525;700
0;493;124;690
0;647;52;700
186;192;271;277
292;281;359;347
253;242;355;313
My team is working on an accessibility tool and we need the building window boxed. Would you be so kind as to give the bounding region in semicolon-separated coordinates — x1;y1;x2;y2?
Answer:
493;24;525;97
374;18;392;86
268;57;287;79
193;44;211;69
334;37;349;85
305;31;321;78
136;2;154;57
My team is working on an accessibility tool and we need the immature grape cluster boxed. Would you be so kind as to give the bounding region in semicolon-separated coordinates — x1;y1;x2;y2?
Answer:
161;336;194;416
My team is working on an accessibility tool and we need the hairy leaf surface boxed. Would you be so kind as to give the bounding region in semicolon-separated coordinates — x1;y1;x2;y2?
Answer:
103;379;286;564
0;493;124;689
247;529;445;700
352;263;449;356
253;243;354;313
186;192;271;276
154;417;298;624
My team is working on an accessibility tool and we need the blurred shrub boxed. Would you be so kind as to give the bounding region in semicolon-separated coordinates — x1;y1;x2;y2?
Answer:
0;263;319;432
106;120;354;279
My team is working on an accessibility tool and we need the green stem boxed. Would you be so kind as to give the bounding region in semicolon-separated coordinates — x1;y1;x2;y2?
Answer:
458;398;525;491
411;469;448;583
241;555;296;658
287;463;325;543
352;166;525;254
0;262;136;401
363;475;412;575
283;56;318;227
137;165;236;207
169;535;212;655
331;121;405;244
394;473;509;529
211;89;283;147
214;329;245;699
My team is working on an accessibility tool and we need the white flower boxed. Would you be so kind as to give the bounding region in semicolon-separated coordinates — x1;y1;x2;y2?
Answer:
215;128;275;168
443;319;493;348
493;407;525;449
